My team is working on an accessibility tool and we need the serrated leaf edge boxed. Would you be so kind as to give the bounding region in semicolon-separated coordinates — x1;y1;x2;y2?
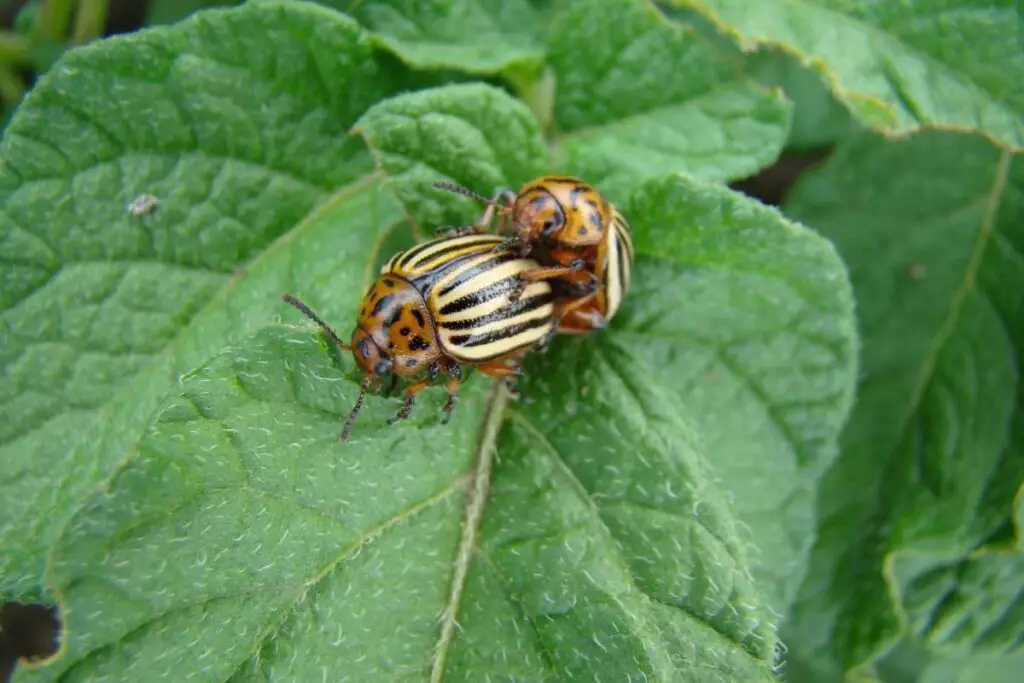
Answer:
671;0;1024;152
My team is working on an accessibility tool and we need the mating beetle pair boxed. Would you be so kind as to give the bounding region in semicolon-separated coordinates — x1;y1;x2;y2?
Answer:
282;176;635;441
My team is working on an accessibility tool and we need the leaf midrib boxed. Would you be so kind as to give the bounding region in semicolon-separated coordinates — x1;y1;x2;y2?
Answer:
430;381;510;682
841;149;1013;668
239;474;470;679
897;150;1012;462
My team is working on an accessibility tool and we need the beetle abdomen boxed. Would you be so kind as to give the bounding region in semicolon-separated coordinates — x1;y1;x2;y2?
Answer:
384;234;555;362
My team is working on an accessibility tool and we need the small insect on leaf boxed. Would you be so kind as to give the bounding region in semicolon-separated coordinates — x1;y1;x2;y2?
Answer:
126;194;160;216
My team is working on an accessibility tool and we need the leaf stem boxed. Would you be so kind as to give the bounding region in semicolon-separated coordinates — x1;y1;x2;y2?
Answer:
39;0;74;41
0;30;32;65
431;380;509;682
71;0;109;45
0;64;25;108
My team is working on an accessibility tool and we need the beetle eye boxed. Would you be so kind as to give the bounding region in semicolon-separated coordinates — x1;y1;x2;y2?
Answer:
542;218;558;233
374;359;392;375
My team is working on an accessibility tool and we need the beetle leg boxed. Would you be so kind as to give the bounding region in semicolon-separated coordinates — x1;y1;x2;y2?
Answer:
508;265;583;302
556;302;607;334
537;324;559;354
482;189;518;235
387;377;433;425
434;224;480;237
476;361;531;403
474;200;501;233
440;362;462;425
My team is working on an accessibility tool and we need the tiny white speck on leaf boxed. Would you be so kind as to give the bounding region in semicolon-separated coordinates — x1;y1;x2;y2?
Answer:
126;194;160;216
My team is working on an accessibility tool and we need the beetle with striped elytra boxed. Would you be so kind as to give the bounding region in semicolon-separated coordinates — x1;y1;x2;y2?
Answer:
282;233;555;442
433;175;635;339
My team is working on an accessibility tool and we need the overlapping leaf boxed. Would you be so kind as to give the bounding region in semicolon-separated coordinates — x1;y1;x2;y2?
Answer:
782;130;1023;681
741;49;856;150
876;635;1024;683
0;0;410;603
547;0;791;197
672;0;1024;151
346;0;792;202
353;82;549;230
320;0;546;75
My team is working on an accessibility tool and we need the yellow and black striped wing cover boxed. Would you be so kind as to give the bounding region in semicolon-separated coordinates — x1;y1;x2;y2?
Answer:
602;208;635;321
383;234;555;362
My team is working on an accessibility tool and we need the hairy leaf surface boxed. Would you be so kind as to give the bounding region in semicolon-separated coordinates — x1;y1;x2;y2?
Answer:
0;0;410;602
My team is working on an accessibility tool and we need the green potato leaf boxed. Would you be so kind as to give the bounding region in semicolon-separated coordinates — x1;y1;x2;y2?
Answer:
3;1;860;680
352;82;550;231
782;130;1023;681
30;326;780;681
547;0;791;197
320;0;546;75
740;49;857;150
672;0;1024;151
0;0;414;603
875;632;1024;683
616;174;859;615
344;0;792;201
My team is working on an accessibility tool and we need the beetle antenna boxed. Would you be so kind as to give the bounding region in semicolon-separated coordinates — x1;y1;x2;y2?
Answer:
340;375;372;442
282;294;351;350
432;181;496;205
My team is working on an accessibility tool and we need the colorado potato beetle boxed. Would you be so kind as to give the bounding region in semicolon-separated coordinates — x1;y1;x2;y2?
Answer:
283;233;555;441
434;176;635;335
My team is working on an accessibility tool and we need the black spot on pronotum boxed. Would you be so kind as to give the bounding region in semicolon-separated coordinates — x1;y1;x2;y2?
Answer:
409;336;430;351
579;226;588;236
382;278;396;288
400;327;411;336
411;309;426;328
385;306;403;327
406;358;417;368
